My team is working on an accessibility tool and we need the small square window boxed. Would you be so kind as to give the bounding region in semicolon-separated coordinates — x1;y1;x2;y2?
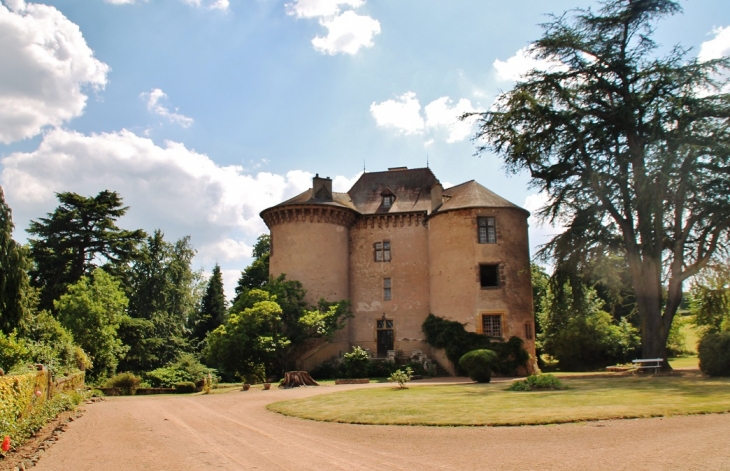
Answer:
478;217;497;244
480;264;499;288
383;195;394;208
482;314;502;338
384;278;392;300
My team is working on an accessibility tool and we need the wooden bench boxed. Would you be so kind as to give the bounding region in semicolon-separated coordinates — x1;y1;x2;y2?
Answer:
632;358;663;373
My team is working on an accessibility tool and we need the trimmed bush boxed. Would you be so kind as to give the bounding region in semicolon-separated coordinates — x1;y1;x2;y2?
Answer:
104;372;141;395
144;353;216;388
508;374;566;391
175;382;197;393
343;346;370;378
698;332;730;377
459;349;497;383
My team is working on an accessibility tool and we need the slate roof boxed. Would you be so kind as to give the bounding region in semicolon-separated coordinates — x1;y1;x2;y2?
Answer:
435;180;528;215
261;168;528;217
347;167;439;214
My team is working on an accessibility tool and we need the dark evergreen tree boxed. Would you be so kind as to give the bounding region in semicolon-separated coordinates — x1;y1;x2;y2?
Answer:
27;190;146;310
468;0;730;363
191;264;227;344
232;234;270;305
0;186;30;333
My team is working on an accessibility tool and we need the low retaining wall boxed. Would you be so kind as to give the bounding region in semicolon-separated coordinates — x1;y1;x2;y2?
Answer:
334;379;370;385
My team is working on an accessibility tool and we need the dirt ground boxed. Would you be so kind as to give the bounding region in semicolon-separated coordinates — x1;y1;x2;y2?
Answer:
12;377;730;471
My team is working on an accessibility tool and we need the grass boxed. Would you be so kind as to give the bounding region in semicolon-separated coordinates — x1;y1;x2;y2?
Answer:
669;356;699;369
267;373;730;426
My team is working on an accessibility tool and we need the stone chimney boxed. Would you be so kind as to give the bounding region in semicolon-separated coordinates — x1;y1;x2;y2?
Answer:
430;182;443;213
312;174;333;201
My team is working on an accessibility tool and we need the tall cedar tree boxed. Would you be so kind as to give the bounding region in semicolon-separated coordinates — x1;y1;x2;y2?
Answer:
0;186;30;333
232;234;270;305
468;0;730;363
192;264;227;344
28;190;146;310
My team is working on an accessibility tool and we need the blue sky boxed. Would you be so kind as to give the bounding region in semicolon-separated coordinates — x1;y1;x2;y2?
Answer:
1;0;729;298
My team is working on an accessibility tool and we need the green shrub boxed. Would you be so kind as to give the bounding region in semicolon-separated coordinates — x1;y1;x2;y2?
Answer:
698;332;730;377
508;374;566;391
0;332;31;372
310;359;345;380
422;314;529;375
388;367;413;389
144;353;216;388
343;346;370;378
104;372;141;395
459;349;497;383
175;382;197;393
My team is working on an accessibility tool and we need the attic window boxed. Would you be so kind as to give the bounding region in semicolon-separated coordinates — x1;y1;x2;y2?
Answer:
382;195;394;208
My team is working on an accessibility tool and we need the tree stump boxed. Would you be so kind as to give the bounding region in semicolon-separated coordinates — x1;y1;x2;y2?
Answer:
279;371;319;388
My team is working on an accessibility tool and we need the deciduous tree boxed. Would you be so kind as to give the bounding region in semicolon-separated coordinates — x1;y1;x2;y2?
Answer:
469;0;730;362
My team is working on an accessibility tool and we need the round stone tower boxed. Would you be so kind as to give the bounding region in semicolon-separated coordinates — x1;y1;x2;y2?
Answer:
260;175;356;306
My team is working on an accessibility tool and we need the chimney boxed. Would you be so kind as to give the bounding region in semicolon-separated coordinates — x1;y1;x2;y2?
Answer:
312;173;333;201
430;183;443;213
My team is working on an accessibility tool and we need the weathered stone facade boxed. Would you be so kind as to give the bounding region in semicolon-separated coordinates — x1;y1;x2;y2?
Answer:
260;167;536;373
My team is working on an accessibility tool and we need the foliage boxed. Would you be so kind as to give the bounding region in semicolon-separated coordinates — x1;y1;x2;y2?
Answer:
0;370;85;456
690;261;730;334
122;231;201;372
388;367;413;389
232;234;270;300
191;264;227;344
144;353;216;388
0;186;31;334
175;382;197;394
422;314;529;375
343;346;370;378
459;349;497;383
698;332;730;377
538;282;640;370
55;268;130;378
468;0;730;361
17;309;86;374
205;291;289;382
28;190;145;311
104;372;142;395
0;331;31;372
508;374;566;392
666;315;691;357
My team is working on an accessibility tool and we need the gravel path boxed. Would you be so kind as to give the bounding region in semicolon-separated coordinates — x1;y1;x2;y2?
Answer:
30;378;730;471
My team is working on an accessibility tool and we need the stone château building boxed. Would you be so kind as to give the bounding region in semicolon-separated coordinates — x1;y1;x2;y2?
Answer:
260;167;536;373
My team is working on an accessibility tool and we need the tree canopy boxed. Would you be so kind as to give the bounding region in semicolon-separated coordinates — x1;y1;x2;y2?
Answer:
28;190;146;310
190;264;227;345
0;186;30;333
232;234;270;304
469;0;730;361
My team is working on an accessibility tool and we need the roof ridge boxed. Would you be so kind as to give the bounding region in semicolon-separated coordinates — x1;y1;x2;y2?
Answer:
444;179;476;191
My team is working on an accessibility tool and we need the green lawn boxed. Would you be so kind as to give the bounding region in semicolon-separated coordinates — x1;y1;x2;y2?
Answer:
267;374;730;426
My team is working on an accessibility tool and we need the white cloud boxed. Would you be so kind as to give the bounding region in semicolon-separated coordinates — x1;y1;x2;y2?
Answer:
424;97;481;143
183;0;229;11
370;92;482;143
285;0;363;19
311;10;380;55
141;88;194;128
370;92;425;135
698;26;730;62
103;0;144;4
0;0;109;144
493;46;565;82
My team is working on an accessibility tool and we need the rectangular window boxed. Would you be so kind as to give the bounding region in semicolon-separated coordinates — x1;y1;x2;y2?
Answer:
478;217;497;244
480;264;499;288
482;314;503;338
525;322;534;340
383;195;394;208
374;241;391;262
383;278;392;300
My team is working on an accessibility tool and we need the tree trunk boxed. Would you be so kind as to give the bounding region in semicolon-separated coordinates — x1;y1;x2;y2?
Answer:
279;371;319;388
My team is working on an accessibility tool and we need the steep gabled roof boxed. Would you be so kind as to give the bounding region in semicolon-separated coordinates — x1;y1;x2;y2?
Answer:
347;167;439;214
434;180;529;215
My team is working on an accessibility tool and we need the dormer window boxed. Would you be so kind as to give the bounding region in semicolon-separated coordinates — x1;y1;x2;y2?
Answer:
381;188;395;209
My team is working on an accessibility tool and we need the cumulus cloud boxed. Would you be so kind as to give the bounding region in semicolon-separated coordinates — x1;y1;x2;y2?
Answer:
103;0;144;4
698;26;730;62
370;92;482;143
286;0;363;19
286;0;379;55
0;0;109;144
493;46;565;82
182;0;229;11
141;88;194;128
370;92;425;135
311;10;380;55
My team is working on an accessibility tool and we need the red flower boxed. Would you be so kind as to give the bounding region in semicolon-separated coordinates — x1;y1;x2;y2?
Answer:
1;436;10;452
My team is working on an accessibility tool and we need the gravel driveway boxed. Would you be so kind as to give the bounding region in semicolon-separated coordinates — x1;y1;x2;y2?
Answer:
30;378;730;471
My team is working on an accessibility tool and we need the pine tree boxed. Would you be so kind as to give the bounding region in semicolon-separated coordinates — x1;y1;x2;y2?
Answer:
0;186;30;333
191;264;227;344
